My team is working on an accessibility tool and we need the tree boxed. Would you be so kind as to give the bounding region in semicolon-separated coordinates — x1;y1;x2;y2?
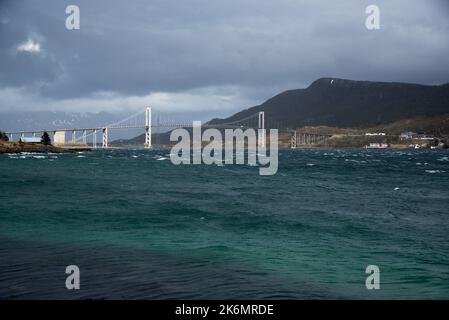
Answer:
41;131;51;145
0;131;9;142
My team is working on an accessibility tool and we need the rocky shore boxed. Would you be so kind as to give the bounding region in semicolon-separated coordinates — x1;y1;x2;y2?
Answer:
0;141;79;154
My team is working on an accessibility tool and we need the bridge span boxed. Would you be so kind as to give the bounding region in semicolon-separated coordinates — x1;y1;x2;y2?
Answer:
5;107;274;149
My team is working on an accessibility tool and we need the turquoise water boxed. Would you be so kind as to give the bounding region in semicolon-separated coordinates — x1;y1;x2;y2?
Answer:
0;149;448;299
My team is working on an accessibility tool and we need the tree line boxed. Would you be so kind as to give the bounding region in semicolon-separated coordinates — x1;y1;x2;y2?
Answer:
0;131;9;142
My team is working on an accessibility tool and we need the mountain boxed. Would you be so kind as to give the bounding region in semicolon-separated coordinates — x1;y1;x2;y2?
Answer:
114;78;449;146
209;78;449;129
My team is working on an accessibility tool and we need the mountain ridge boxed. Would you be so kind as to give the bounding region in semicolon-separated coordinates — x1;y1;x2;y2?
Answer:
208;77;449;129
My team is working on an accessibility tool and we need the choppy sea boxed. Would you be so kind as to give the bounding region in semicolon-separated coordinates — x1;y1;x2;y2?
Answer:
1;149;448;299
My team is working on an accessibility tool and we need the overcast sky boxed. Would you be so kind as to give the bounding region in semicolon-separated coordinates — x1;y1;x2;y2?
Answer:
1;0;448;118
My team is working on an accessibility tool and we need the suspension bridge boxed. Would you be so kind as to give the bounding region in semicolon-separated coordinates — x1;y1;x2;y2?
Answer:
5;107;333;149
4;107;287;149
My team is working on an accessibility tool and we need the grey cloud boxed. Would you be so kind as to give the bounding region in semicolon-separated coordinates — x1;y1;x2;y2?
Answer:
0;0;448;113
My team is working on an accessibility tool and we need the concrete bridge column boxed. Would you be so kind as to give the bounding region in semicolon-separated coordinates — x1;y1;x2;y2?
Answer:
93;129;97;148
291;131;297;149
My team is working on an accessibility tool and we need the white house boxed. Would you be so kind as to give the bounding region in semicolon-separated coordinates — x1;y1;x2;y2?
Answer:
365;133;386;136
400;132;416;139
19;137;42;143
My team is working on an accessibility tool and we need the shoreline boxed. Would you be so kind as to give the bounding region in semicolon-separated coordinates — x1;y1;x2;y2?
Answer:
2;142;447;154
109;143;449;151
0;142;90;154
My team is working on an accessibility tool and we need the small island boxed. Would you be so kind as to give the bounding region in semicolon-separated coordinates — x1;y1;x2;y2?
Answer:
0;131;90;154
0;141;70;154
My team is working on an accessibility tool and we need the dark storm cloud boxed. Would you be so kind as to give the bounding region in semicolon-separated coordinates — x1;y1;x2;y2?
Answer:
0;0;448;112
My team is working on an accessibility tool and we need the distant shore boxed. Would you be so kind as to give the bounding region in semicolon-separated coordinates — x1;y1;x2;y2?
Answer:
2;141;447;154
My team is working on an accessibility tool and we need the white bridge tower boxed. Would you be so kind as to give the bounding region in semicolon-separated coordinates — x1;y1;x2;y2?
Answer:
258;111;265;148
93;129;97;148
102;128;108;148
144;106;152;148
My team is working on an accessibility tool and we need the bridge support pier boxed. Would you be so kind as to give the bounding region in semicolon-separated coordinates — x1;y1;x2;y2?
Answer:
93;129;97;148
144;106;152;149
82;130;87;144
258;111;265;148
102;128;108;148
291;131;298;149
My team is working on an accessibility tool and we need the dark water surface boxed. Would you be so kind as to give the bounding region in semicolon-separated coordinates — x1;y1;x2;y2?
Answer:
1;149;448;299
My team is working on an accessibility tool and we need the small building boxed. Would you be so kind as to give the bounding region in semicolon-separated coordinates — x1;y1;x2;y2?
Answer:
365;143;389;149
19;137;42;143
400;131;416;139
416;134;435;141
53;131;66;146
365;132;386;136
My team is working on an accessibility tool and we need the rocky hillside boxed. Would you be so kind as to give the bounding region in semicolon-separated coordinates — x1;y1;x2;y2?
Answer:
209;78;449;129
